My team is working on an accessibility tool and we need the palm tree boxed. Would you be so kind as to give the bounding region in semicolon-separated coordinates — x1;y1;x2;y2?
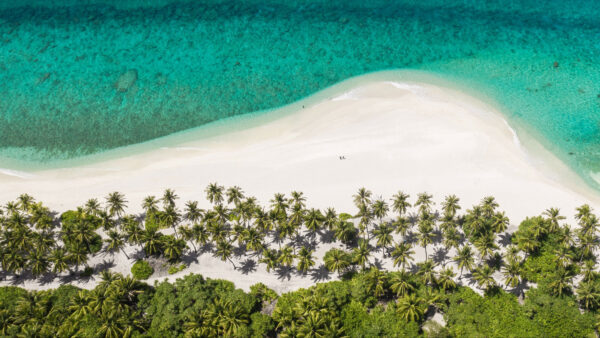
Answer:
226;186;245;207
333;220;357;244
391;191;411;217
353;187;372;209
84;198;102;216
159;188;178;209
371;198;389;221
373;223;394;254
322;208;338;230
142;227;163;256
296;247;315;274
577;281;600;310
548;268;574;296
575;204;592;222
215;240;236;268
352;239;372;271
365;267;388;298
278;246;295;267
502;258;522;289
289;191;306;209
323;248;351;276
474;233;499;263
472;265;496;292
68;291;92;320
163;235;187;262
454;246;475;278
142;196;159;215
394;216;412;236
438;267;456;291
543;207;565;233
582;260;597;282
417;260;437;286
415;192;434;215
205;183;225;205
28;249;49;277
183;201;203;224
492;212;510;234
396;294;425;322
554;245;573;269
304;208;323;234
417;220;434;260
442;195;461;218
105;192;127;218
105;230;129;259
270;193;289;219
260;249;280;272
391;242;414;271
50;248;69;274
390;271;415;297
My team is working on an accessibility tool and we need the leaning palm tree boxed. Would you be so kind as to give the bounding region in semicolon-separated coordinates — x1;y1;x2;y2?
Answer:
162;188;179;209
396;294;425;322
442;195;461;218
289;191;306;209
84;198;102;216
391;242;414;271
454;245;475;278
259;249;280;273
215;240;236;268
105;192;127;218
142;196;159;215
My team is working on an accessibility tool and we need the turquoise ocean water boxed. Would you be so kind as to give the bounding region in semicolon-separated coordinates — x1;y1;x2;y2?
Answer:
1;1;599;186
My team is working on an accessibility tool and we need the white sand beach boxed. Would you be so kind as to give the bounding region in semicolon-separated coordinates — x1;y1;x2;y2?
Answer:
1;80;599;292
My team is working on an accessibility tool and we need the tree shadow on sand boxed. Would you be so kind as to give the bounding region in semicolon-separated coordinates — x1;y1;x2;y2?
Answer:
239;259;257;275
275;266;294;281
310;264;331;283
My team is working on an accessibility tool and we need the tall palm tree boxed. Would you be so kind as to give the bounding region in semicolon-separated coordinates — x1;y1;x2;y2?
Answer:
391;191;411;217
162;235;187;262
215;240;236;268
259;249;280;272
205;183;225;205
183;201;203;224
28;249;49;277
278;246;295;267
84;198;102;216
304;208;323;235
322;208;338;231
371;198;389;221
50;248;69;274
391;242;414;271
289;191;306;209
548;268;574;296
270;193;289;219
417;220;434;260
575;204;592;222
105;192;127;218
454;245;475;278
474;233;499;263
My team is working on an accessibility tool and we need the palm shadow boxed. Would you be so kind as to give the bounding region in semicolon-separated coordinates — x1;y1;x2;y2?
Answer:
432;247;449;266
498;233;513;247
310;264;331;282
275;266;294;281
319;229;336;244
239;258;257;275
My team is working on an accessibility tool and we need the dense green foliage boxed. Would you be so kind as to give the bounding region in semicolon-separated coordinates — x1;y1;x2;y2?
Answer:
1;186;600;336
131;260;154;280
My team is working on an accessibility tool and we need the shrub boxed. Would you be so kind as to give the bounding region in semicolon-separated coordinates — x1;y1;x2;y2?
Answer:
168;264;187;275
132;260;154;280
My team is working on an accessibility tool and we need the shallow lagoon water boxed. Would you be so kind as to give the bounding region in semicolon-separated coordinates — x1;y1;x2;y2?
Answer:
1;0;599;186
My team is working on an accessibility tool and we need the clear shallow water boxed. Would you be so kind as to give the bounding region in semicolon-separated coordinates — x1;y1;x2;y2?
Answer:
1;1;600;185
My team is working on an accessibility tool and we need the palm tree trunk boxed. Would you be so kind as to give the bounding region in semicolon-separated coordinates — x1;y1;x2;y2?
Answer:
120;247;130;259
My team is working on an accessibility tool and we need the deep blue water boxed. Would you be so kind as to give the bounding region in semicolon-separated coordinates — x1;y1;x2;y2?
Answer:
1;0;600;185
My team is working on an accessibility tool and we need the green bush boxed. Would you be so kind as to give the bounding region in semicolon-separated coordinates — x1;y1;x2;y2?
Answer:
132;260;154;280
168;263;187;275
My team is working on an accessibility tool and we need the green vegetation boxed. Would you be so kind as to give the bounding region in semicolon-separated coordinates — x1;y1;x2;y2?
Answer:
168;263;187;275
131;260;154;280
1;186;600;336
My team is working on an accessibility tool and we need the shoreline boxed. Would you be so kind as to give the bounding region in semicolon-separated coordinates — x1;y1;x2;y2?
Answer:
1;78;600;292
